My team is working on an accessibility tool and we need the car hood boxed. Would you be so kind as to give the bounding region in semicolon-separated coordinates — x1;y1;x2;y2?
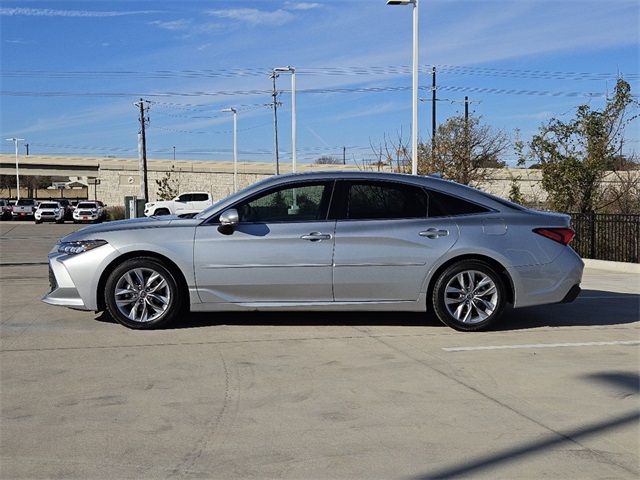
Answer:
61;216;202;241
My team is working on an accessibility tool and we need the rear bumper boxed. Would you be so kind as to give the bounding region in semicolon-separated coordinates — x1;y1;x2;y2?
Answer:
560;284;581;304
512;248;584;308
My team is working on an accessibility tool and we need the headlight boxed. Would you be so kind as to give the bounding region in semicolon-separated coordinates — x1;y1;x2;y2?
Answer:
54;208;60;213
57;239;107;255
91;209;97;213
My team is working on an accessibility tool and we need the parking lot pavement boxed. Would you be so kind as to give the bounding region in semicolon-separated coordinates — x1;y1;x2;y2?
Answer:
0;222;85;264
1;225;638;479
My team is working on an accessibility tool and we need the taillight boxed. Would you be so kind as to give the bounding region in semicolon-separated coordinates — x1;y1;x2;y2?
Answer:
533;227;575;245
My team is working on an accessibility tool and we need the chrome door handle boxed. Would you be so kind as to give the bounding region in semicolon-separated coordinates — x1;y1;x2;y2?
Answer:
419;228;449;239
300;232;332;241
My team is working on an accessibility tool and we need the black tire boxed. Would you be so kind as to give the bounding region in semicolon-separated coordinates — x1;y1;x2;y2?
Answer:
431;260;506;332
35;220;42;224
104;257;183;329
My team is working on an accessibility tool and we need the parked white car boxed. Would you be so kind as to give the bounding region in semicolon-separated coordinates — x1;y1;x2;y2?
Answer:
144;192;213;217
35;201;65;224
73;201;106;224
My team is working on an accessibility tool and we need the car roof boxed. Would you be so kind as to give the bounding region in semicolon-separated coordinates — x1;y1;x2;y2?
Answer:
266;171;518;209
198;171;524;219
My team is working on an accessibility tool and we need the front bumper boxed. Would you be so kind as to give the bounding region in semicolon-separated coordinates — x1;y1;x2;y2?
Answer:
42;243;120;311
74;214;99;222
36;212;63;221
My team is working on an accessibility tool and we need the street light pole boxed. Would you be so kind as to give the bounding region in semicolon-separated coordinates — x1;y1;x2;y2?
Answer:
222;108;238;192
5;138;24;200
274;66;296;173
387;0;419;175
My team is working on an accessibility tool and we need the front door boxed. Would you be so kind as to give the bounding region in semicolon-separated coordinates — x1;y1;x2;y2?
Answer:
194;181;336;304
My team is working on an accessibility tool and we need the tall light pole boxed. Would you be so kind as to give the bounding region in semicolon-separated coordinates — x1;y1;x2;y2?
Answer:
274;66;297;173
221;107;238;192
387;0;419;175
5;138;24;200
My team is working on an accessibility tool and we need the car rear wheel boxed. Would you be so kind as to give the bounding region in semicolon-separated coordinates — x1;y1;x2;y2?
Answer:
105;257;182;329
432;260;506;331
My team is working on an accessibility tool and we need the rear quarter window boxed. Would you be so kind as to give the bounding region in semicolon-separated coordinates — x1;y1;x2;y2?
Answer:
427;189;490;217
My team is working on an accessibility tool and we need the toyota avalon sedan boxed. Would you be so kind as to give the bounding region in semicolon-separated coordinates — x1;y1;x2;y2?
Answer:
43;172;583;331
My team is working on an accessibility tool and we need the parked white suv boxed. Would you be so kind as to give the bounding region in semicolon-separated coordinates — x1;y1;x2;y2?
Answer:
144;192;213;217
73;201;106;223
35;201;65;224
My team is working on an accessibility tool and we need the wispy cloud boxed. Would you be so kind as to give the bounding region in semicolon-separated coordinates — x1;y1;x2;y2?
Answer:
207;8;294;27
285;2;322;11
149;19;191;31
0;7;161;18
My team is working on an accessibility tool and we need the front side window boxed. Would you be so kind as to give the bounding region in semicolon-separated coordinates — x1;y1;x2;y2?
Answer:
236;183;331;223
346;182;428;220
177;194;192;202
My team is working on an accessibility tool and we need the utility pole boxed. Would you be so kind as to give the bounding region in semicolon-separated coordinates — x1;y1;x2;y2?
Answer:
431;66;437;158
464;96;470;171
464;95;469;123
271;72;280;175
135;98;150;201
5;138;24;200
343;146;346;165
173;146;176;162
24;143;29;156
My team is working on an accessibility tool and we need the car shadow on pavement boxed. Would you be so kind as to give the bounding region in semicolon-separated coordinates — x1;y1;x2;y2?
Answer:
97;288;638;330
496;289;640;330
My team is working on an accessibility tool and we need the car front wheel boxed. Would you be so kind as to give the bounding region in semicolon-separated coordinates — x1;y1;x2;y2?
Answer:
432;260;506;331
105;258;182;329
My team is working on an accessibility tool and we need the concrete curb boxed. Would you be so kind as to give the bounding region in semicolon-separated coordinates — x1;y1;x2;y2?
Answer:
583;259;640;274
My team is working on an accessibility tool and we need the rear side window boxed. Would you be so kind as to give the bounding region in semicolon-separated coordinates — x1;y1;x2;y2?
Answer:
191;193;209;202
427;189;490;217
346;181;428;220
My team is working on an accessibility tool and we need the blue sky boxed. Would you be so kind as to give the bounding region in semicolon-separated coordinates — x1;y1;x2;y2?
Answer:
1;0;638;166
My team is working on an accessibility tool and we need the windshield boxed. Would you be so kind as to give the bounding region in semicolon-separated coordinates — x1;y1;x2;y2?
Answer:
16;199;34;206
40;203;59;209
77;203;97;209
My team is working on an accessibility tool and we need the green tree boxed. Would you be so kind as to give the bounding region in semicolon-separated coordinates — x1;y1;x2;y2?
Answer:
528;79;637;213
418;115;508;185
155;166;180;200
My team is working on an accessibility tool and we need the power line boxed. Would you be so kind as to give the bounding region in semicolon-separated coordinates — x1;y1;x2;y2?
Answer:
2;64;636;81
0;85;613;99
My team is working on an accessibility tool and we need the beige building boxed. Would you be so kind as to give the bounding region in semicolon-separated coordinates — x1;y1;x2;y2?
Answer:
1;153;553;206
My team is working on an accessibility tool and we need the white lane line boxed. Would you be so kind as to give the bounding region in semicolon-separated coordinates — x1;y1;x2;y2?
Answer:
443;340;640;352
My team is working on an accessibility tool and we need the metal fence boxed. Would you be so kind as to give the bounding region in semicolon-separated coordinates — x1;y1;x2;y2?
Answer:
570;213;640;263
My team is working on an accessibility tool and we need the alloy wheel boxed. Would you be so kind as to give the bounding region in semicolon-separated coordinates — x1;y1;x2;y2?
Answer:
114;267;171;323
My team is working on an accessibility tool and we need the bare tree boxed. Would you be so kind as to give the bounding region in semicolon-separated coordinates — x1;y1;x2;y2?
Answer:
315;156;342;165
368;130;411;173
419;115;508;185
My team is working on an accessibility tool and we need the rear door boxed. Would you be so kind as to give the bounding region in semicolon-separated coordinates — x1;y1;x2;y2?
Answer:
332;180;459;302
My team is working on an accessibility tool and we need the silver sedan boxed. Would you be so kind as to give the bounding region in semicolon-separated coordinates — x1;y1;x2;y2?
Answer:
43;172;583;331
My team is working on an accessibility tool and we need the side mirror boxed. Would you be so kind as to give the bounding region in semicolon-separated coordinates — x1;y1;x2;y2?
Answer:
219;208;239;227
